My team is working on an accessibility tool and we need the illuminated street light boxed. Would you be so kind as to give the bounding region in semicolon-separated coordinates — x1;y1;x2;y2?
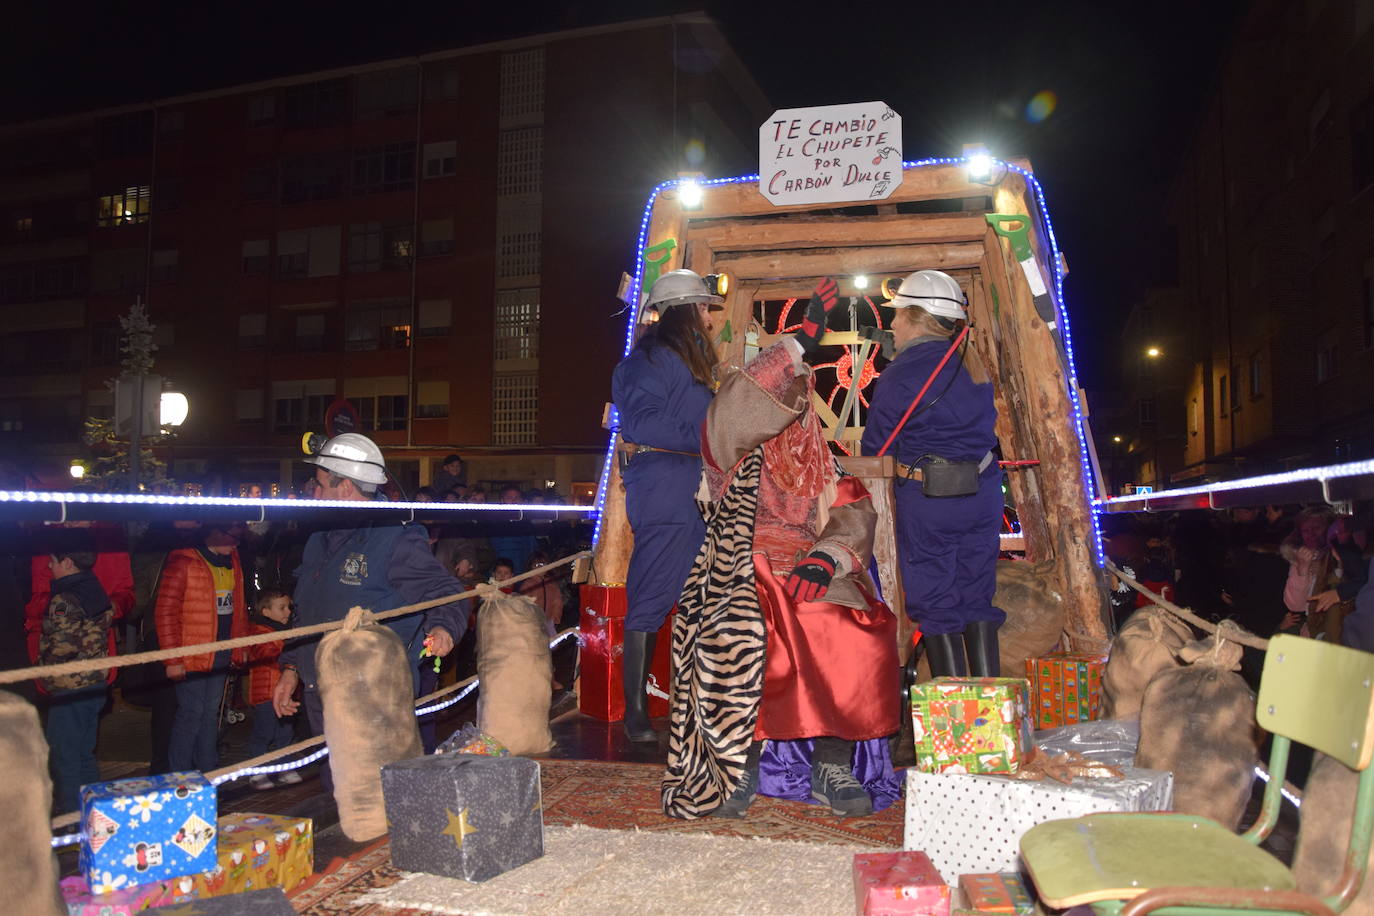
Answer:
161;391;189;427
69;462;85;480
1145;346;1162;358
1112;435;1123;444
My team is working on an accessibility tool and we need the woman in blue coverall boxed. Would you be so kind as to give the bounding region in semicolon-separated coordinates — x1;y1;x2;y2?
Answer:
861;269;1005;678
611;269;721;741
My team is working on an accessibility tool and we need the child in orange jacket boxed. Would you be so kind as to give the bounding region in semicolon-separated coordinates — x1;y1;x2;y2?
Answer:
234;589;301;789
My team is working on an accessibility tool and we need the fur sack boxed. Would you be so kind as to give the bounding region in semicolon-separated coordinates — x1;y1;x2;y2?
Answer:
0;692;64;916
1294;753;1374;915
1136;624;1260;829
316;607;423;841
477;589;553;756
1104;606;1193;720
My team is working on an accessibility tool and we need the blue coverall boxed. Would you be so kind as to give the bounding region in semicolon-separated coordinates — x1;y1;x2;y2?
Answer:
861;336;1005;636
611;341;713;633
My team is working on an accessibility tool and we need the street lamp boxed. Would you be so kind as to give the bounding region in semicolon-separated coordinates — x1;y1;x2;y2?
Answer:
161;391;189;427
1112;435;1123;444
1145;346;1162;359
69;461;85;480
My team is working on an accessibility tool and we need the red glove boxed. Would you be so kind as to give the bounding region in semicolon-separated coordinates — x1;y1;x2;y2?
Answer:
794;277;841;354
784;550;838;602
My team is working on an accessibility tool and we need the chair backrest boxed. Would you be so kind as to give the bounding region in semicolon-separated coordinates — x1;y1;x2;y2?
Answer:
1258;634;1374;769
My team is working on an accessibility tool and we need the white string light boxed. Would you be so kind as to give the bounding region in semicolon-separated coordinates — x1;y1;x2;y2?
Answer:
1252;765;1302;808
0;489;596;514
1098;458;1374;509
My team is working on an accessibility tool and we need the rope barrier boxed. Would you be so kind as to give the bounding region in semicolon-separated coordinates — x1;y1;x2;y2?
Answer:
1106;562;1270;651
2;550;590;686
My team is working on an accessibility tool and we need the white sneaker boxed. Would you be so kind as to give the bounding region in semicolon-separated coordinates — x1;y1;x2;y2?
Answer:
275;769;304;786
249;774;274;791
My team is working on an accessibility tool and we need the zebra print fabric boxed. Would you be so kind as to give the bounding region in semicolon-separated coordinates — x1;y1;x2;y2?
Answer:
661;448;768;819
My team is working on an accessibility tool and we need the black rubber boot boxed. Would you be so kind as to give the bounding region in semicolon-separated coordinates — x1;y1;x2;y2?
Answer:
811;737;872;817
924;632;969;678
964;621;1001;677
622;630;658;742
710;741;762;819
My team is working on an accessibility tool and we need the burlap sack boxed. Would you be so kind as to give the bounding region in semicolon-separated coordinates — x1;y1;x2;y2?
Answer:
0;692;64;916
477;589;553;756
316;607;423;841
1103;606;1193;720
994;559;1068;676
1294;754;1374;915
1136;625;1260;829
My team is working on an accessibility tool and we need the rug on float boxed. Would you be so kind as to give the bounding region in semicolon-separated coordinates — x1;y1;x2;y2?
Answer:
288;759;904;916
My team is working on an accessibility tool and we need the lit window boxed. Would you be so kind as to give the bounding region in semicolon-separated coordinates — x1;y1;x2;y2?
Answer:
97;186;151;227
349;222;413;272
345;300;411;351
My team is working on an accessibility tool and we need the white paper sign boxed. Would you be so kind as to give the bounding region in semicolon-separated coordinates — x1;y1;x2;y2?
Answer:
759;101;902;207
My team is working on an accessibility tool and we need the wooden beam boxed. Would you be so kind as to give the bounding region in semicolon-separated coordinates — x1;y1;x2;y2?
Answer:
715;242;984;282
689;212;989;253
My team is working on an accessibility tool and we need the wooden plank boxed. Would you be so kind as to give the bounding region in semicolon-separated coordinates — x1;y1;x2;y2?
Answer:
716;242;984;283
689;212;989;253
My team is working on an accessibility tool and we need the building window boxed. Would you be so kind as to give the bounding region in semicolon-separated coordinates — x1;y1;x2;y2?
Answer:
150;249;178;284
243;166;275;202
90;321;121;364
247;94;276;126
1316;340;1338;383
499;48;544;127
355;67;417;119
497;128;542;196
345;300;411;351
348;222;413;273
424;60;459;99
422;141;457;179
276;226;341;279
1356;91;1374;196
1219;374;1229;417
97;111;153;158
1249;353;1262;398
419;218;454;257
97;186;151;226
0;257;86;303
495;288;540;360
238;313;267;349
234;389;264;423
496;206;541;279
417;299;451;338
1138;397;1156;425
493;371;538;445
294;314;327;351
89;249;143;294
416;381;449;418
242;239;270;275
271;379;334;433
281;151;348;204
352;142;416;195
345;377;409;432
153;178;181;212
283;79;348;129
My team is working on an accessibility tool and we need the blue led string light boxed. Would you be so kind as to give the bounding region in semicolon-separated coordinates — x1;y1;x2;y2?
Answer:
594;163;1105;571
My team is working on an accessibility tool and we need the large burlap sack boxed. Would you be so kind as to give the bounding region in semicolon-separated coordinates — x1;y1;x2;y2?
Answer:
1136;625;1260;829
995;559;1068;676
477;589;553;756
1294;754;1374;914
0;692;64;916
1103;606;1193;720
316;607;423;841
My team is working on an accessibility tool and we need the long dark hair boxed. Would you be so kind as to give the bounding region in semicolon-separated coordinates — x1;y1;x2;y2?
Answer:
637;302;719;387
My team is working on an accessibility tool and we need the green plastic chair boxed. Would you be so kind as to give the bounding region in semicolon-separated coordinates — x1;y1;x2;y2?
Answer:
1019;634;1374;916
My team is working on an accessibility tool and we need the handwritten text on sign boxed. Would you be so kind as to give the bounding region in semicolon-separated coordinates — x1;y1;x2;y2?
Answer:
759;101;902;206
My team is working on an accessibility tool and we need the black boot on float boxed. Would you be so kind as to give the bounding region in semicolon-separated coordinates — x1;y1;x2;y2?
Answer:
710;741;762;819
810;737;872;817
964;621;1001;677
621;630;658;742
923;632;970;678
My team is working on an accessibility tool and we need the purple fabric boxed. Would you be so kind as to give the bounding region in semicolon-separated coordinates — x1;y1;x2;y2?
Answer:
758;737;903;812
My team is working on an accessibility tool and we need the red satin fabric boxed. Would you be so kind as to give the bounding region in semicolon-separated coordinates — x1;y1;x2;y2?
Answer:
753;554;902;742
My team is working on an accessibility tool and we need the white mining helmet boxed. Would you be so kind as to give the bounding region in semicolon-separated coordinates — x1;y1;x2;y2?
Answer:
888;269;968;321
643;269;725;316
302;432;388;492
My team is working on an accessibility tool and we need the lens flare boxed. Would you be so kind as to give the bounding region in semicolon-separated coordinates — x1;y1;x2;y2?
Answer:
1026;90;1058;123
684;139;705;168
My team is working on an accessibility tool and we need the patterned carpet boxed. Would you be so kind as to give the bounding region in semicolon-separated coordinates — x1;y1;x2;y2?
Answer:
288;759;904;915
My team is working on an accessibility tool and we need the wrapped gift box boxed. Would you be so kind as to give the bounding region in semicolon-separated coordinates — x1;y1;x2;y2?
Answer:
853;850;951;916
142;886;295;913
577;584;674;721
79;771;218;890
957;873;1035;915
381;753;543;882
904;767;1174;882
910;679;1035;775
1023;654;1106;729
156;812;313;902
60;876;175;914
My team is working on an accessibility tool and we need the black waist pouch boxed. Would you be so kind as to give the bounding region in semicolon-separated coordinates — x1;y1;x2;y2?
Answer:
921;458;980;497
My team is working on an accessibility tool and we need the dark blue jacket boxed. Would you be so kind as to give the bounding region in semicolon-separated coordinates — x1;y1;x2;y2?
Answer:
283;523;471;688
862;337;997;465
612;341;713;454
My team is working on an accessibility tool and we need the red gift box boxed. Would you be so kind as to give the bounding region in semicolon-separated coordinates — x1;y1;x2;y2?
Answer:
853;850;950;916
578;584;674;721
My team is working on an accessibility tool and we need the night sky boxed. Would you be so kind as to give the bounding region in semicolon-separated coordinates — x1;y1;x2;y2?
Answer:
2;0;1246;389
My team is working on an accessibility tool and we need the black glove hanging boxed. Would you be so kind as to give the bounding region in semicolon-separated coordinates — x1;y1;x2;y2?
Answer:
784;549;838;602
793;277;840;355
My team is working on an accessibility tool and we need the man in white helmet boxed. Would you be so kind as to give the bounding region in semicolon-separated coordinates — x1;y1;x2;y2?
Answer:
861;270;1005;679
272;432;470;760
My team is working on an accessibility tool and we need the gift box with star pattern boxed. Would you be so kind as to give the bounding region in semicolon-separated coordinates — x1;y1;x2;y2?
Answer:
910;679;1035;775
381;753;544;882
79;771;218;890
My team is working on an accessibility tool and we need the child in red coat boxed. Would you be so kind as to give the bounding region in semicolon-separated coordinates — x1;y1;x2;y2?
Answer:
234;590;302;790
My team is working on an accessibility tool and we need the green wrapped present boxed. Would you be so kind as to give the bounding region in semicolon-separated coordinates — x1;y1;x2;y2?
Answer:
910;678;1035;775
